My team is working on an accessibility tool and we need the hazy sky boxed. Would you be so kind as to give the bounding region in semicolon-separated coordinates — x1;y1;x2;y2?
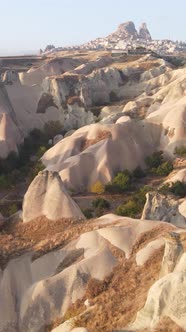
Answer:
1;0;186;54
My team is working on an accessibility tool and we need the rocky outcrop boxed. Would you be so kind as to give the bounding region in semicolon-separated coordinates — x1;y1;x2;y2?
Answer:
138;22;152;40
0;113;23;158
160;232;183;277
0;226;117;331
42;121;161;192
0;215;175;332
141;192;186;227
127;233;186;331
22;170;85;222
113;21;138;40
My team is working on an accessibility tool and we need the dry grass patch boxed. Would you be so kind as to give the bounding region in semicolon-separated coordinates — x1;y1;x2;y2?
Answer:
0;217;94;269
72;244;165;331
81;130;112;151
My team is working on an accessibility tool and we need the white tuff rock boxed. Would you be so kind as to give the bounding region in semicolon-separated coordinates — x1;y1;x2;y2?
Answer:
22;170;85;222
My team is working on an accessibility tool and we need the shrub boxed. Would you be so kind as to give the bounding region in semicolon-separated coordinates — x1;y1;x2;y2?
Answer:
105;170;132;194
113;170;131;190
134;185;151;205
170;181;186;197
153;161;173;176
116;200;141;218
174;145;186;157
159;181;186;198
145;151;164;169
36;146;47;159
116;185;151;218
82;208;93;219
132;166;145;178
158;183;171;195
90;181;105;194
92;198;110;209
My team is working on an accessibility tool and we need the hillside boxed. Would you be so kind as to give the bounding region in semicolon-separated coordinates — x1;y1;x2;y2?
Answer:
1;50;186;331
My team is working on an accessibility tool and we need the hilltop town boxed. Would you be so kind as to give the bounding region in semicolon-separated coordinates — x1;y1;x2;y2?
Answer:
42;21;186;56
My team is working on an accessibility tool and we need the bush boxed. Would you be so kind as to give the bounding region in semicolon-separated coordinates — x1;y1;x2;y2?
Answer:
134;185;151;205
170;181;186;197
92;198;110;209
174;146;186;157
153;161;173;176
116;185;151;218
105;170;132;194
145;151;164;169
113;170;131;187
158;183;171;195
36;146;47;159
90;181;105;194
132;166;145;178
116;170;131;189
82;208;93;219
116;200;141;218
159;181;186;198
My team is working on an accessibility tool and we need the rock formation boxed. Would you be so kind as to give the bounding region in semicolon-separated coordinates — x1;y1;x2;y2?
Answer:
107;21;152;41
0;53;177;158
42;121;161;192
127;232;186;331
138;22;152;40
141;192;186;227
112;21;138;40
0;215;176;332
160;232;183;277
22;170;85;222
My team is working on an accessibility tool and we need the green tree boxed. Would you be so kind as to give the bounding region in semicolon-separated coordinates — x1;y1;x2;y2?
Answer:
145;151;164;169
155;161;173;176
92;198;110;209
